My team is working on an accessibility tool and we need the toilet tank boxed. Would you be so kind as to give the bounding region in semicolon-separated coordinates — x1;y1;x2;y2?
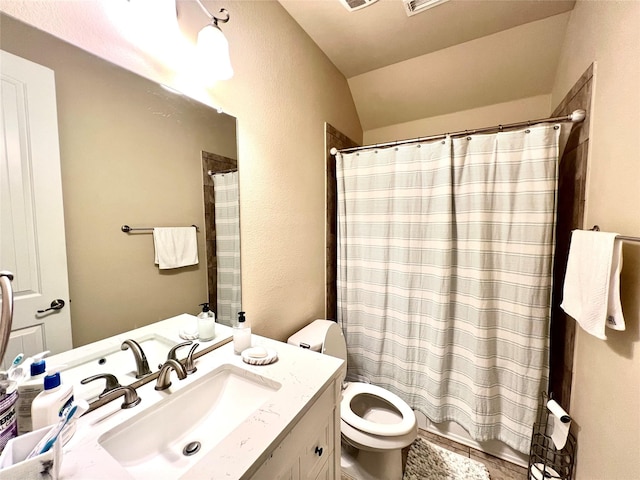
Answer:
287;320;348;362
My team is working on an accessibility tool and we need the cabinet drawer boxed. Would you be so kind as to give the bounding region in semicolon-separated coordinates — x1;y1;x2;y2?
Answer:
299;412;332;478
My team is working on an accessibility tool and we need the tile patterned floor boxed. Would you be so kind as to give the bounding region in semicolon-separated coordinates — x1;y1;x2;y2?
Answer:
342;428;529;480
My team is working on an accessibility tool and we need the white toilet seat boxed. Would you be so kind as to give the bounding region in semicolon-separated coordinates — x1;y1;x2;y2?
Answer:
341;382;415;436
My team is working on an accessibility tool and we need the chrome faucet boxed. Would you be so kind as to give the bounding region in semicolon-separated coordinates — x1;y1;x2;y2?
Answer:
81;373;122;397
121;339;151;379
155;359;187;390
100;386;141;409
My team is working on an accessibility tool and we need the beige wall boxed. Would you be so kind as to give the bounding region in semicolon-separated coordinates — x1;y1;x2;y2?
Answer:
210;2;363;341
364;94;551;144
0;2;363;345
551;1;640;478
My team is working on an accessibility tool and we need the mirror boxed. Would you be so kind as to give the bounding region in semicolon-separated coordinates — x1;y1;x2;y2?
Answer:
0;14;239;368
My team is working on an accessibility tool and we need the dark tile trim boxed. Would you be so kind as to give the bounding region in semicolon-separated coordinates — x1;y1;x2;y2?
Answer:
325;123;359;320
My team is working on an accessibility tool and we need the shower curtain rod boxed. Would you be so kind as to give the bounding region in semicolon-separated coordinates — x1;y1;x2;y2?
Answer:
330;109;586;155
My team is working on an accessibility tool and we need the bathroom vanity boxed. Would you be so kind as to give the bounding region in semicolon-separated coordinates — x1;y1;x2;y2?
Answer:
54;319;345;479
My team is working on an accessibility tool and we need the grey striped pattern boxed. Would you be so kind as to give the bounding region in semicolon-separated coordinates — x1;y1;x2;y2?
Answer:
336;125;559;454
212;171;241;326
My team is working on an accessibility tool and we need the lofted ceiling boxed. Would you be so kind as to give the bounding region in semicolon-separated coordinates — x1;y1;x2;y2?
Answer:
1;0;577;132
278;0;576;131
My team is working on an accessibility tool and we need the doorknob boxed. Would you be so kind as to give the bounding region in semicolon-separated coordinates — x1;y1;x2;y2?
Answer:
37;299;65;313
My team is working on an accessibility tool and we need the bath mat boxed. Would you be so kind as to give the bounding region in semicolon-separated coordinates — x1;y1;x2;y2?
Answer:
403;437;490;480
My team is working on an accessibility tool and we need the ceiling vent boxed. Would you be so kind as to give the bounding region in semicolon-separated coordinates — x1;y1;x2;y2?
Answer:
339;0;379;12
403;0;450;16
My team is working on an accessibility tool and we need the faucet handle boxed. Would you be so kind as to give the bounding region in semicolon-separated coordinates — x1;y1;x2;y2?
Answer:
155;359;188;391
167;341;193;361
101;386;141;409
159;341;193;370
81;373;122;397
185;343;200;374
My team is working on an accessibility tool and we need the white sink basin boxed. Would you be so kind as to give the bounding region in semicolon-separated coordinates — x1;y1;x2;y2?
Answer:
60;334;176;402
98;363;281;479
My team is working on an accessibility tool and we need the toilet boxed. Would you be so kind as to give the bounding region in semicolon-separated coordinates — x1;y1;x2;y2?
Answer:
288;320;417;480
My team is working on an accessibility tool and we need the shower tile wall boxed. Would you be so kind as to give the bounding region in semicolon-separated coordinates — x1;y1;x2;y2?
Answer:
325;123;359;320
549;63;593;409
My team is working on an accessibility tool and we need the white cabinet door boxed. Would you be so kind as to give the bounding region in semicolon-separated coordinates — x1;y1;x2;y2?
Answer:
251;382;338;480
0;50;73;366
312;458;330;480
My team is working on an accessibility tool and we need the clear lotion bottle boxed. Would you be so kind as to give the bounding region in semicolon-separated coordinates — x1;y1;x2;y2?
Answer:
233;311;251;354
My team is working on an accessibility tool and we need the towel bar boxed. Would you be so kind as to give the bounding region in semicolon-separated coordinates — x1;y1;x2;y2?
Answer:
121;225;199;233
590;225;639;243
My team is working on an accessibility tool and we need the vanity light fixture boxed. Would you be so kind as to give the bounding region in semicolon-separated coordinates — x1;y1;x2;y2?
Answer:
194;1;233;80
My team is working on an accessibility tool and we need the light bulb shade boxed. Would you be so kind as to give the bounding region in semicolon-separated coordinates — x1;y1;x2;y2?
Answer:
197;24;233;80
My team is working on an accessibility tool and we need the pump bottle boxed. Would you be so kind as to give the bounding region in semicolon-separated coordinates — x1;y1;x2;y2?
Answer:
197;303;216;341
233;311;251;354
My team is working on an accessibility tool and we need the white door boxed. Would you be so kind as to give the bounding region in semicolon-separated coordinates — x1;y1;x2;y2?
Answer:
0;50;73;368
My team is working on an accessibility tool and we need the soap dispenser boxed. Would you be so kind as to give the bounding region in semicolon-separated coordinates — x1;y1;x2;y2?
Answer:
233;311;251;355
197;303;216;341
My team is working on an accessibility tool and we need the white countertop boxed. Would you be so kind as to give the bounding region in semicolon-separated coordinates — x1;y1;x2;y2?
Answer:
47;314;234;402
57;320;345;479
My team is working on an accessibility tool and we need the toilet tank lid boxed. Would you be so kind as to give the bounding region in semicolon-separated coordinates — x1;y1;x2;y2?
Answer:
287;319;335;352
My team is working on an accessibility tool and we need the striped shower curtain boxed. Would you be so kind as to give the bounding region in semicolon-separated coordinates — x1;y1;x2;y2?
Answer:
335;124;560;453
212;171;241;326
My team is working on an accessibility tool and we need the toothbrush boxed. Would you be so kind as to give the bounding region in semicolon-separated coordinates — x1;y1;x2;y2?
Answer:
10;353;24;367
37;399;88;455
26;405;78;459
6;353;24;379
11;351;51;382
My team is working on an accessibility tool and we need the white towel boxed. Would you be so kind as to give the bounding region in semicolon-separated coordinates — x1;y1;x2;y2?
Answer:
560;230;625;339
153;227;198;269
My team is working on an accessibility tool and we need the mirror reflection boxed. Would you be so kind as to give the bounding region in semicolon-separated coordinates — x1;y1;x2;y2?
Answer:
202;157;241;326
0;14;239;384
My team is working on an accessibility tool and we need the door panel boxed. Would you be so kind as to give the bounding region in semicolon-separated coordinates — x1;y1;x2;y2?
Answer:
1;50;73;365
2;327;45;370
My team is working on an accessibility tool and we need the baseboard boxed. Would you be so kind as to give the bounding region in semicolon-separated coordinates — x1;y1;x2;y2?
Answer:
414;411;530;468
